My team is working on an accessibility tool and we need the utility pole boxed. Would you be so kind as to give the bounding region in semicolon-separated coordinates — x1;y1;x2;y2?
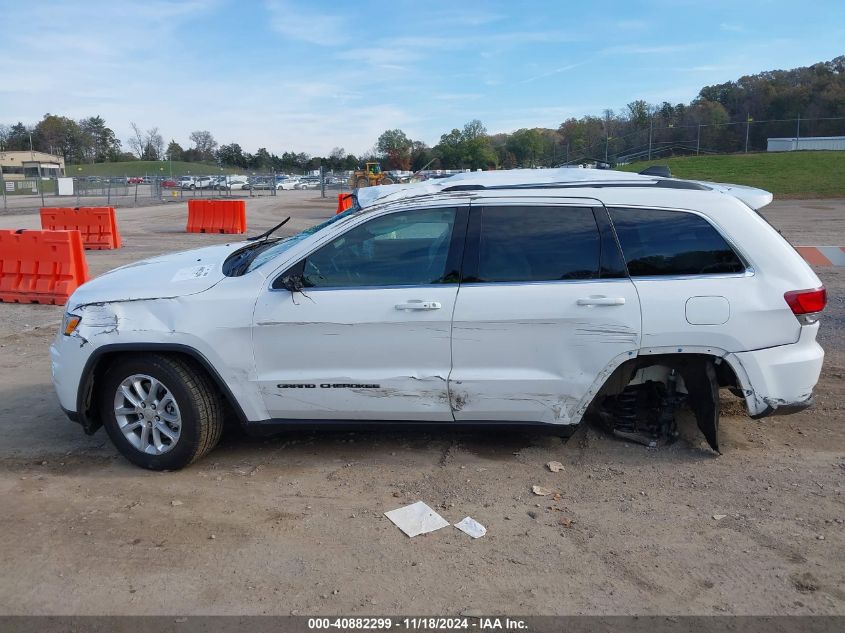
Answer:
696;124;701;155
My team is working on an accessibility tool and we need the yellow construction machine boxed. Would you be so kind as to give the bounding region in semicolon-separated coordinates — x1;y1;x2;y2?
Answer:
348;162;394;188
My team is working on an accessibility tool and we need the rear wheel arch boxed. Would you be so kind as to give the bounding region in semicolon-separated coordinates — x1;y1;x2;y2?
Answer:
587;352;743;453
77;344;248;435
591;352;741;400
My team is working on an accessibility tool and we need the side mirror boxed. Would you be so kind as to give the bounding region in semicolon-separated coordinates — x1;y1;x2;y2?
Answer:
279;273;306;292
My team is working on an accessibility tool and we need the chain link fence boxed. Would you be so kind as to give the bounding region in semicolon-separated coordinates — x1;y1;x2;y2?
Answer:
567;116;845;165
0;168;359;211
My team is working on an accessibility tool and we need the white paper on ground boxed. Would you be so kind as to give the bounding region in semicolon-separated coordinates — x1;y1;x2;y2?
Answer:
454;516;487;539
384;501;450;538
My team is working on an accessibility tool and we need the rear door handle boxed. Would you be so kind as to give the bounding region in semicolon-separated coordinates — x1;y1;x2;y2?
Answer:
577;297;626;306
395;300;442;311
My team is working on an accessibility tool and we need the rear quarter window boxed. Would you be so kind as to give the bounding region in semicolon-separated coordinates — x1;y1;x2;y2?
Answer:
609;208;745;277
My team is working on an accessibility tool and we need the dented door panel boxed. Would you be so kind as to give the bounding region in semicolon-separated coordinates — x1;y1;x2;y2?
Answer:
449;201;642;424
449;280;641;423
252;287;457;420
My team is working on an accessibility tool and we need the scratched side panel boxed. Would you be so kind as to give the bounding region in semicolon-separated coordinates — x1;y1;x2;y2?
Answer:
64;275;268;422
252;287;458;421
449;279;641;424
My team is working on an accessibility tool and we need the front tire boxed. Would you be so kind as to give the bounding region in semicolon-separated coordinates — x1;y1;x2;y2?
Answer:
100;354;224;470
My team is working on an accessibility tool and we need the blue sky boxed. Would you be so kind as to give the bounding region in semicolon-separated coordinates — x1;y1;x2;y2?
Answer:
1;0;843;155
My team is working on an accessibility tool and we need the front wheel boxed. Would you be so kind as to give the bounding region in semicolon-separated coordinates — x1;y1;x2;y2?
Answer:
356;177;369;188
100;354;224;470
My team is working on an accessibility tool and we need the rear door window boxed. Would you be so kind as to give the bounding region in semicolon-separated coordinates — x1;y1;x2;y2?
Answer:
470;206;601;282
609;208;745;276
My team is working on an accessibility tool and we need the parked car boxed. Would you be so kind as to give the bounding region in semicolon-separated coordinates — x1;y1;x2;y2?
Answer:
276;176;299;190
216;176;250;190
161;179;179;188
127;177;144;184
51;168;826;469
294;177;320;190
193;177;215;189
248;177;276;190
179;177;196;189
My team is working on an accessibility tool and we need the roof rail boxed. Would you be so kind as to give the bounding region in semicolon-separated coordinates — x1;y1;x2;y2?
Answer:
441;179;709;193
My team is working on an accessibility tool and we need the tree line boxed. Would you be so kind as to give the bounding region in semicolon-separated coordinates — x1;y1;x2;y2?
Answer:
1;56;842;172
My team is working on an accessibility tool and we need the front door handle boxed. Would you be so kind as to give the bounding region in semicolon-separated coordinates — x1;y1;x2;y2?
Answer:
577;296;626;306
395;300;441;311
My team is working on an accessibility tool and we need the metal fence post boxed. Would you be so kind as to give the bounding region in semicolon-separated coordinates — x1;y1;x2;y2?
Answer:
107;179;112;205
647;116;653;160
134;182;139;206
320;165;326;198
0;166;6;210
745;114;750;153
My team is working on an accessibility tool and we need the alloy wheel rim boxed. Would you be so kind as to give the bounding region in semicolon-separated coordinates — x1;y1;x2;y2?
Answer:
113;374;182;455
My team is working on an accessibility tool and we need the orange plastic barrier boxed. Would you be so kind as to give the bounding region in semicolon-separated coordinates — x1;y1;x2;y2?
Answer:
336;193;354;214
186;200;246;234
40;206;122;250
0;229;90;305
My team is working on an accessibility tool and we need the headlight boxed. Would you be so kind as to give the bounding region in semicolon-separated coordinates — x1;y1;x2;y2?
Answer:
62;313;82;336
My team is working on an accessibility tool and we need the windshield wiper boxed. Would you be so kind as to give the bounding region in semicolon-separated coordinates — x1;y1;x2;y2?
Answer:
248;217;291;242
223;239;282;277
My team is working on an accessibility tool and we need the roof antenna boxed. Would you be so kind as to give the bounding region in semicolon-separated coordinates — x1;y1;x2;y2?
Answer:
639;165;672;178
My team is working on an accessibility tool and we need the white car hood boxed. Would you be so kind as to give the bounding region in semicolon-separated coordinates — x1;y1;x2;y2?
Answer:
68;242;248;310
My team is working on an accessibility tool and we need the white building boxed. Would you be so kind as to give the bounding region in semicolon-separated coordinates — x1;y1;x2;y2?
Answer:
767;136;845;152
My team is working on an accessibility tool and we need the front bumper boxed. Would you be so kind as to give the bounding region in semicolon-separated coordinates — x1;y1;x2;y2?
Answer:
50;331;92;422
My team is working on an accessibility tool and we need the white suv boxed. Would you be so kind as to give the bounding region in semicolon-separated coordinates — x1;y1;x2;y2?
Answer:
50;168;826;469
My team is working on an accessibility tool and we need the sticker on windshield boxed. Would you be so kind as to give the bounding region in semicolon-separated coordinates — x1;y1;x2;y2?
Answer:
171;265;213;282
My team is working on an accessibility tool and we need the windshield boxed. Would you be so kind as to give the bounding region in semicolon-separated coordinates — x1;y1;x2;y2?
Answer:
244;208;357;273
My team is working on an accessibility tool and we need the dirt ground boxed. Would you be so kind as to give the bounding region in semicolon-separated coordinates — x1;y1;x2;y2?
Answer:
0;194;842;616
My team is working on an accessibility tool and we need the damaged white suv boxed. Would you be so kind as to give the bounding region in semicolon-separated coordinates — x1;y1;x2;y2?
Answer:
51;168;826;469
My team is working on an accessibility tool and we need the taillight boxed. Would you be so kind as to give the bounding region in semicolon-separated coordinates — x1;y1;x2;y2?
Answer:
784;287;827;315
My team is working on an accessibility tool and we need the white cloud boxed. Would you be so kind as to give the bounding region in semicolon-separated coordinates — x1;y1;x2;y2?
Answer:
264;0;347;46
336;47;422;67
518;61;587;84
602;44;698;55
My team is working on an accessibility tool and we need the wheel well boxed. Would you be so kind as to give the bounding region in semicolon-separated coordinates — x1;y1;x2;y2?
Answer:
79;349;246;435
593;353;739;401
589;352;735;453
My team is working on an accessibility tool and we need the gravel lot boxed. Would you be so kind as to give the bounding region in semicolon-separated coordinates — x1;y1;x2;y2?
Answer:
0;193;842;615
